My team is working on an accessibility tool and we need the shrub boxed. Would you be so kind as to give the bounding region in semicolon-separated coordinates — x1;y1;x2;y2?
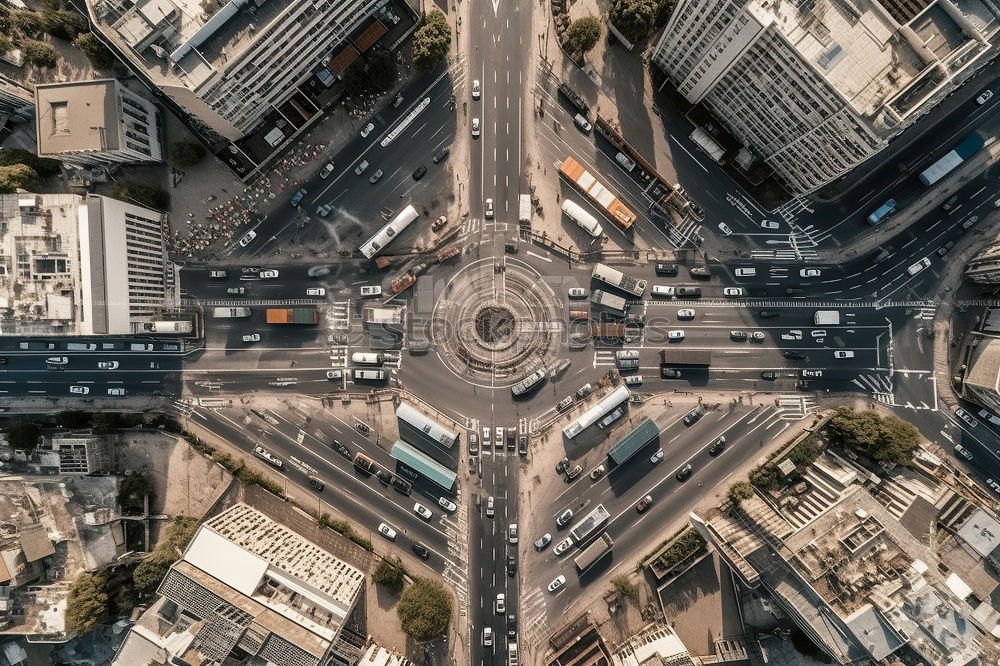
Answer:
65;571;109;634
41;9;87;40
170;141;206;167
118;474;154;514
826;407;920;465
73;32;117;70
0;148;62;178
132;516;199;594
412;10;451;73
787;436;822;468
11;10;43;38
22;40;59;67
565;16;601;54
0;164;38;192
657;529;705;571
398;577;452;641
6;423;41;450
0;6;11;34
0;35;12;55
107;181;170;210
609;0;658;42
749;463;780;491
728;481;754;504
611;575;639;604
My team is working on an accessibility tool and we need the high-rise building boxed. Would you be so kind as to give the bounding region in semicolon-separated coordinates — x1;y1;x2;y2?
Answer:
113;503;367;666
34;79;163;166
85;0;384;142
0;192;179;336
651;0;998;194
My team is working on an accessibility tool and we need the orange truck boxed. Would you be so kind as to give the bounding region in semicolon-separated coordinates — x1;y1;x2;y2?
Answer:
265;308;319;324
559;156;636;230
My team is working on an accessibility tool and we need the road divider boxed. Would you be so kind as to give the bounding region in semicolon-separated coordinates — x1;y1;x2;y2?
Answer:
381;97;431;148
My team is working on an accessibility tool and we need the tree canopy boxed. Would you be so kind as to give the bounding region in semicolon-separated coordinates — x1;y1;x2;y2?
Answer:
132;516;199;594
107;181;170;210
65;571;109;634
170;141;207;167
372;558;406;594
566;16;601;55
826;407;920;465
22;40;59;68
0;164;39;193
73;32;117;70
6;423;41;450
412;10;451;73
397;577;452;641
609;0;659;42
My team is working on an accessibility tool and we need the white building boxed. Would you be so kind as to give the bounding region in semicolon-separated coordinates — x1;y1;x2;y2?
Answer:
34;79;163;166
651;0;998;194
86;0;385;142
113;503;366;666
0;192;179;336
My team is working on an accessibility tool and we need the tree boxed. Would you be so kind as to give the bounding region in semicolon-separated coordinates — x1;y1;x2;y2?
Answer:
65;571;109;634
107;181;170;210
611;575;639;604
73;32;117;70
41;9;87;40
728;481;754;504
373;558;406;594
56;411;92;429
566;16;601;55
7;424;41;451
0;35;12;55
0;164;39;193
609;0;659;42
412;10;451;73
366;50;398;94
0;6;11;34
170;141;206;167
397;577;452;641
826;407;920;465
0;148;62;178
133;517;199;594
22;40;59;68
11;10;43;38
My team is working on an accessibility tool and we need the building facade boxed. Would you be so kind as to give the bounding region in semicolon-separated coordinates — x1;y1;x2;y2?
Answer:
964;239;1000;284
651;0;998;194
0;193;179;336
86;0;384;141
35;79;163;166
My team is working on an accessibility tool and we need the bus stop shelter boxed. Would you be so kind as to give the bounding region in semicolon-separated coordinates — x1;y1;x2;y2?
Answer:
390;440;457;491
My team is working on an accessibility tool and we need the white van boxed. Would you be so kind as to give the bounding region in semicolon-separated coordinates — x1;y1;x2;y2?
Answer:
651;285;675;297
735;267;756;277
907;257;930;276
212;307;252;318
351;352;384;365
573;114;592;134
66;342;97;351
353;369;386;381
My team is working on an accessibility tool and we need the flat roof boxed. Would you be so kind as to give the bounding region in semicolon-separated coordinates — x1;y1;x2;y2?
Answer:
607;418;659;466
563;385;630;439
34;80;120;155
390;440;457;490
396;403;457;449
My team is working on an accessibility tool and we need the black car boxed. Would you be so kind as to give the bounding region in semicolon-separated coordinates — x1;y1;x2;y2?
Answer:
758;310;780;318
0;357;6;365
655;263;678;276
683;409;703;426
937;241;955;256
785;288;804;295
432;147;450;164
376;468;392;484
506;555;517;575
783;351;807;360
331;440;350;459
760;371;778;380
676;464;693;481
942;195;959;211
308;477;325;491
518;435;527;456
412;165;427;180
708;437;726;456
412;543;430;560
507;613;517;636
556;457;569;473
661;368;682;379
729;330;748;341
391;477;412;495
507;430;516;451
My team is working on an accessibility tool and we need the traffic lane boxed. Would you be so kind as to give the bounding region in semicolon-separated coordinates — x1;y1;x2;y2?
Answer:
938;411;1000;484
198;408;451;554
473;461;514;659
2;374;178;397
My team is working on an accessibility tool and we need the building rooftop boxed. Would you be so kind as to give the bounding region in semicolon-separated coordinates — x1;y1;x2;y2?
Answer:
34;80;120;157
956;509;1000;559
965;338;1000;394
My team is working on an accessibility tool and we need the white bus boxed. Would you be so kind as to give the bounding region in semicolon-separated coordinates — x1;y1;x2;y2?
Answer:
359;205;419;259
591;263;646;297
562;199;603;237
253;445;283;468
351;352;384;365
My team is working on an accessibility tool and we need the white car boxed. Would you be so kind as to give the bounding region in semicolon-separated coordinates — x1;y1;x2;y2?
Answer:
976;90;993;105
238;230;257;247
615;152;636;172
547;575;566;592
242;334;260;343
326;370;343;380
723;287;744;297
360;122;375;138
472;79;481;99
482;627;493;647
833;350;854;359
799;268;821;278
554;537;574;555
987;478;1000;494
47;356;69;365
954;444;974;461
623;375;643;386
377;523;397;540
750;331;766;341
651;285;675;297
677;309;695;320
760;219;780;229
667;330;685;341
472;117;480;137
306;287;326;297
650;449;664;464
484;198;494;219
354;160;369;175
568;287;588;299
98;361;119;370
907;257;931;276
319;162;335;179
413;503;433;520
260;270;279;279
508;523;518;544
495;593;505;614
107;387;126;396
438;497;457;512
717;222;733;236
69;386;90;395
956;408;978;428
360;285;382;298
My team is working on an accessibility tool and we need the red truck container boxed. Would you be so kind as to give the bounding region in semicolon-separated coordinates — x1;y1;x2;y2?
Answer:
266;308;319;324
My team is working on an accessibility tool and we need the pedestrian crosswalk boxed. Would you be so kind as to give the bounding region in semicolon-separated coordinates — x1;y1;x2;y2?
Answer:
912;306;936;320
461;218;481;236
773;196;814;224
329;345;348;367
776;394;816;418
327;301;350;329
665;215;701;248
749;248;820;261
439;494;470;622
518;587;549;656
